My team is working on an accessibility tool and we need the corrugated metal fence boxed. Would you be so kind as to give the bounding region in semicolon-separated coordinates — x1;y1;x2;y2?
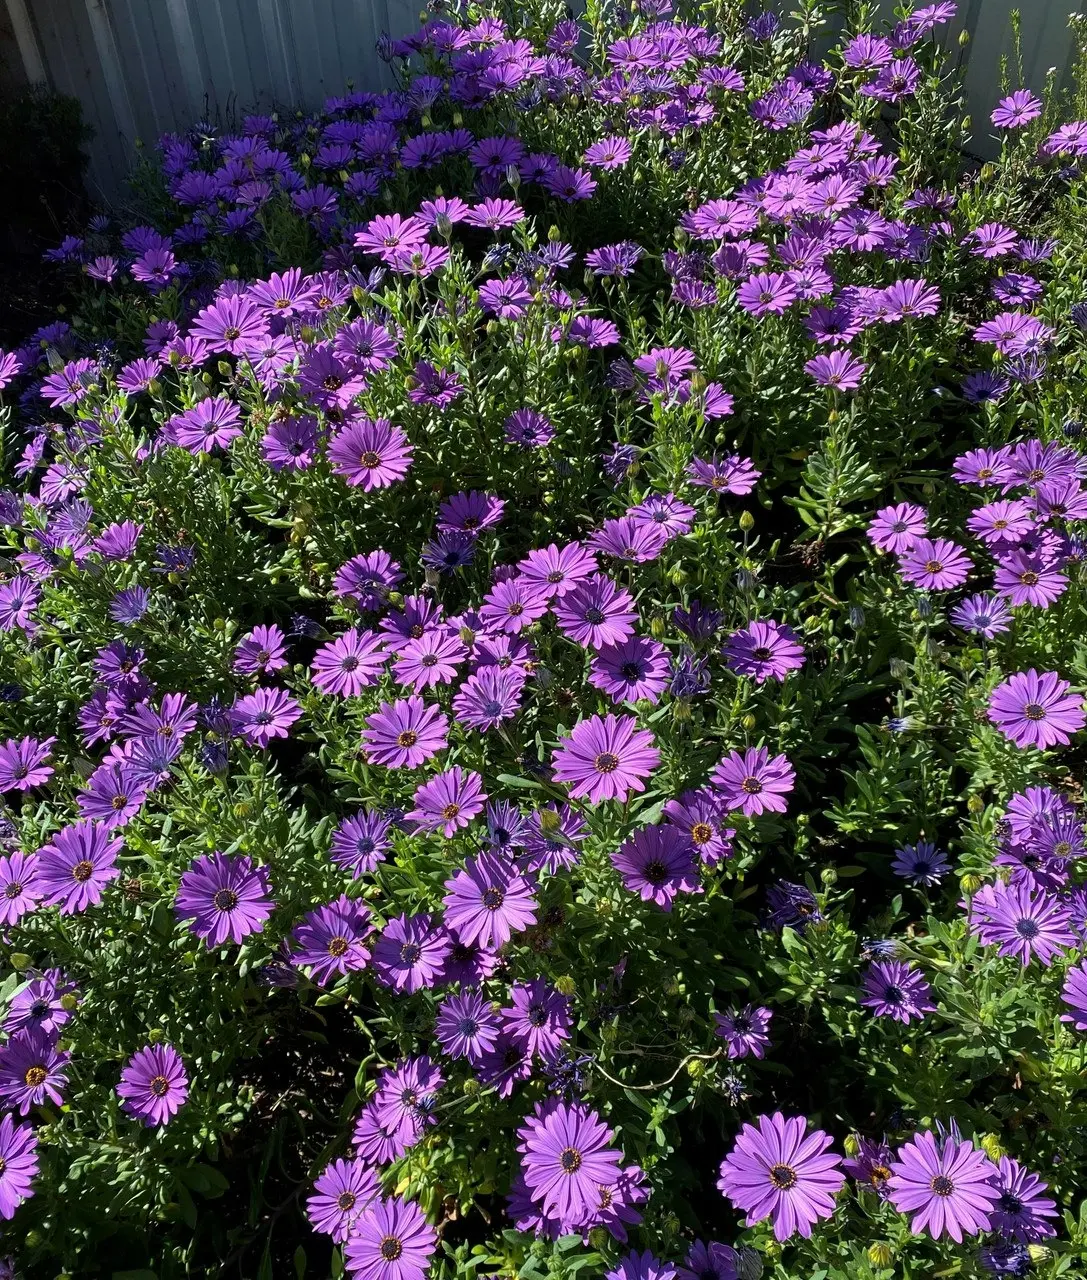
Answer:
2;0;1084;203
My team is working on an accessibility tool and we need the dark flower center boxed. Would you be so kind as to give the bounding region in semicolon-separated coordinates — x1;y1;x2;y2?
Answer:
1019;571;1039;586
327;936;350;957
457;1017;479;1037
4;882;22;899
559;1146;582;1174
594;752;619;774
1015;917;1040;939
527;1003;548;1027
341;655;359;671
583;607;605;625
400;942;421;965
111;794;129;810
869;1165;891;1188
731;1015;751;1033
323;375;343;391
769;1163;797;1190
690;822;713;846
882;984;904;1004
29;1001;48;1019
213;888;239;912
741;776;762;794
254;711;274;725
752;646;773;662
546;570;564;583
644;859;668;885
924;559;943;574
421;653;439;667
150;1075;170;1097
441;803;461;820
380;1236;403;1262
72;860;95;883
482;887;504;910
998;1192;1024;1215
1023;703;1046;721
224;326;241;341
24;1064;47;1088
337;1191;357;1211
930;1175;955;1196
396;730;419;747
360;451;381;468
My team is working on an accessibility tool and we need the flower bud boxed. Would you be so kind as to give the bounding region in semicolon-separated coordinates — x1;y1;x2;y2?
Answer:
979;1133;1005;1161
867;1243;893;1268
24;1230;43;1249
738;510;755;531
588;1228;610;1250
60;993;79;1012
843;1132;860;1156
672;700;691;722
669;566;688;587
741;714;756;731
967;794;984;814
821;867;838;887
554;976;576;997
10;953;31;971
148;1026;165;1044
960;873;983;895
650;616;667;639
686;1058;706;1079
1027;1245;1052;1263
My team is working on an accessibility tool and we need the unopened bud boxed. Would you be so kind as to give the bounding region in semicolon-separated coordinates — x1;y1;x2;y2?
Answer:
10;954;31;971
554;976;576;997
867;1243;893;1268
821;867;837;887
960;873;983;895
967;794;984;814
738;510;755;531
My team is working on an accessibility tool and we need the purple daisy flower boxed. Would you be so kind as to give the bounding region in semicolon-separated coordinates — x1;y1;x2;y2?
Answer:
988;670;1086;750
713;1005;773;1059
589;637;670;704
312;628;387;696
334;550;404;611
1061;959;1087;1031
605;1253;674;1280
663;790;734;866
435;990;501;1063
887;1131;999;1242
717;1111;844;1241
0;853;41;926
674;1241;737;1280
171;396;243;453
306;1158;379;1242
686;454;761;495
0;1113;38;1219
234;624;288;676
330;811;394;877
517;543;598;599
0;736;55;792
891;841;950;885
899;537;972;590
0;1028;70;1113
804;350;866;390
452;667;525;731
394;631;468;691
37;820;122;914
867;503;928;554
443;853;537;948
372;913;450;994
174;852;274;947
611;825;699;911
76;763;148;829
859;960;936;1023
362;696;448;769
991;89;1042;127
968;881;1074;965
551;713;660;805
518;1101;623;1227
344;1195;436;1280
553;574;638;650
710;748;795;816
994;552;1067;609
724;621;805;682
989;1155;1058;1241
407;767;487;838
950;593;1012;637
116;1043;189;1126
290;895;372;986
328;419;413;490
229;687;301;747
501;980;573;1060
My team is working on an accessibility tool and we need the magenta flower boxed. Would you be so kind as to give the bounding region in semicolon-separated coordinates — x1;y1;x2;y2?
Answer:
0;736;55;792
175;852;274;946
717;1112;844;1240
867;502;928;554
234;624;288;676
1061;960;1087;1031
710;748;795;816
453;667;525;731
968;881;1074;965
686;454;761;495
724;621;805;682
859;960;936;1023
229;687;301;747
500;979;573;1059
0;853;41;926
588;517;669;564
887;1131;999;1241
993;552;1067;608
611;825;699;911
442;853;537;947
804;350;866;390
306;1158;379;1243
328;418;413;490
0;1113;38;1220
312;628;387;696
171;396;243;453
478;579;550;635
589;637;670;704
290;895;372;985
371;913;450;994
517;1101;623;1228
553;574;638;650
407;767;487;837
436;991;501;1063
504;407;556;449
189;294;269;356
344;1195;436;1280
899;537;972;590
663;790;734;866
551;713;660;805
330;810;394;878
116;1043;189;1126
37;821;122;914
362;696;449;768
990;1155;1058;1241
713;1005;772;1059
988;669;1085;749
736;271;798;316
0;1029;69;1113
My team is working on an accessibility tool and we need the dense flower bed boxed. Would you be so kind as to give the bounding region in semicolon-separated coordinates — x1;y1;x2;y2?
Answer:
1;1;1087;1276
